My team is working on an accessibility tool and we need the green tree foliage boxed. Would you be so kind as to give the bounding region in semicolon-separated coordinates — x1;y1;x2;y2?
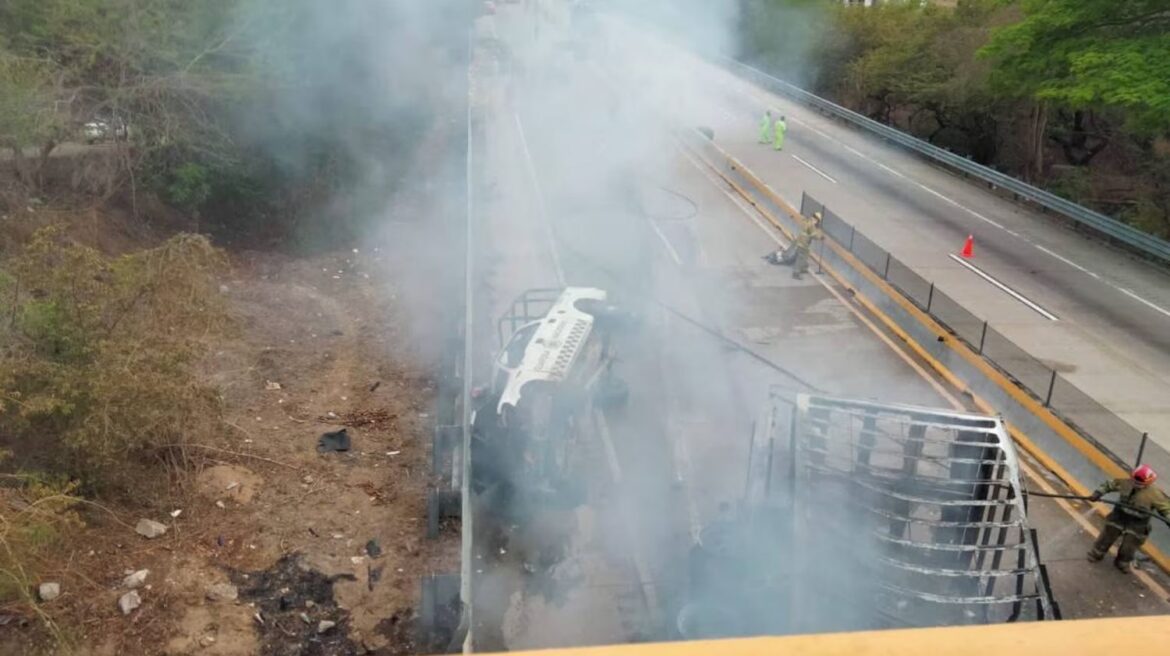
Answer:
0;0;472;243
983;0;1170;131
798;1;1007;161
0;228;228;492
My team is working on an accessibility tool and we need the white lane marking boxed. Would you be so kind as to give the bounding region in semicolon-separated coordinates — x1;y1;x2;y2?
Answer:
792;154;837;184
648;219;683;265
592;408;624;485
947;253;1059;321
1119;287;1170;320
513;112;567;286
733;85;1019;233
1034;245;1102;279
673;91;1170;602
593;408;660;616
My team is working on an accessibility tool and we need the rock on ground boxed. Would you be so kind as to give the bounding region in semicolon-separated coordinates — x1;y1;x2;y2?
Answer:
135;519;168;539
206;582;240;603
38;582;61;602
123;570;149;589
119;590;142;615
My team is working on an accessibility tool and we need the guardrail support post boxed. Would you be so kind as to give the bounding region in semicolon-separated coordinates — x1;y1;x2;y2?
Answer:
926;283;935;313
1043;371;1057;407
978;322;988;354
883;253;891;280
848;226;856;252
1136;432;1149;467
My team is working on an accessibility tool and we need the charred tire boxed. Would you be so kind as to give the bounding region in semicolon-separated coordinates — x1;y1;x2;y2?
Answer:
593;375;629;410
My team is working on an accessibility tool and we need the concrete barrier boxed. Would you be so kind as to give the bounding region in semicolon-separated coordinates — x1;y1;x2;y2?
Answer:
680;130;1170;574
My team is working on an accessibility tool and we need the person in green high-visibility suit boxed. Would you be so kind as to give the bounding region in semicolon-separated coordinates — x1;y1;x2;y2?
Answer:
758;110;772;144
773;115;788;151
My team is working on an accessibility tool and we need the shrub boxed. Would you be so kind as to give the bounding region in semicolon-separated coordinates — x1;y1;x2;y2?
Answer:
0;227;229;493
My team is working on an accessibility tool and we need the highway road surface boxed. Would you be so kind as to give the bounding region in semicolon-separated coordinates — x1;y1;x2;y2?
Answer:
464;5;1170;649
596;18;1170;467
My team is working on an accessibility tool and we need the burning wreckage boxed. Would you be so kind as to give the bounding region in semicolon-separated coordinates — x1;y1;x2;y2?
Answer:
470;288;632;561
679;392;1060;638
465;288;1059;640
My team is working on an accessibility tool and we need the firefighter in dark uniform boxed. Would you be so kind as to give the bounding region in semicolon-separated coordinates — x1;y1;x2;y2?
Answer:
1087;464;1170;573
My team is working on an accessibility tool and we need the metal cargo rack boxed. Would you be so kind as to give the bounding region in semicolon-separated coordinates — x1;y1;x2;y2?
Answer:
741;391;1060;633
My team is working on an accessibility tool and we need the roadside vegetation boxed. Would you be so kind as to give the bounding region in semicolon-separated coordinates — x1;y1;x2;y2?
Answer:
0;0;464;246
737;0;1170;237
0;1;468;649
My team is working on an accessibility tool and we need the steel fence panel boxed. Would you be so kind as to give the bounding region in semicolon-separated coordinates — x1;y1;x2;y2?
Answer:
1046;376;1156;466
886;258;932;309
803;194;826;220
850;230;889;274
928;290;985;350
821;208;852;248
979;326;1053;400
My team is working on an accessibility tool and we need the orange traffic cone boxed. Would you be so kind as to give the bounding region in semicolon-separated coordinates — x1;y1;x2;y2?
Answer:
960;234;974;259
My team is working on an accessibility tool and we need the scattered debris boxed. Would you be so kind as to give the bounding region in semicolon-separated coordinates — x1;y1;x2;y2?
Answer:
317;428;351;453
216;500;227;509
122;570;150;590
368;565;383;591
231;554;357;654
317;620;336;634
368;381;381;392
38;582;61;602
135;518;168;539
119;590;142;615
226;481;240;491
206;582;240;603
170;509;183;518
266;380;283;391
336;409;396;427
199;635;217;648
365;539;382;558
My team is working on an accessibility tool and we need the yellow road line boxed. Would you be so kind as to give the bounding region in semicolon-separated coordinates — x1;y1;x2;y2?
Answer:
680;134;1170;585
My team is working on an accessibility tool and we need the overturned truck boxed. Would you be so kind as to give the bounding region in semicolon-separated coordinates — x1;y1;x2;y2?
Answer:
681;392;1059;638
471;287;630;527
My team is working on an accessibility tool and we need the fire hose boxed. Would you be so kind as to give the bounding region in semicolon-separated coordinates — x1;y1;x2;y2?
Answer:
1023;490;1170;528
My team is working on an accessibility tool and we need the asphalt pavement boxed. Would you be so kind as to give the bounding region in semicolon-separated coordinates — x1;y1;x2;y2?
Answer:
598;19;1170;462
465;5;1170;647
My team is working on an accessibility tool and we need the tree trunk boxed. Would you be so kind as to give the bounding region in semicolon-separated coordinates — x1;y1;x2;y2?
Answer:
1028;102;1047;182
34;140;58;191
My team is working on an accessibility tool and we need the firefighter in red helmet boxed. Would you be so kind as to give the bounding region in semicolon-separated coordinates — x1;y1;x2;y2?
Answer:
1087;465;1170;573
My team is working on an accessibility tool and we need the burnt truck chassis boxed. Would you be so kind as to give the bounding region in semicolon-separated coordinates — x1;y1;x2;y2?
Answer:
680;391;1059;639
470;288;631;560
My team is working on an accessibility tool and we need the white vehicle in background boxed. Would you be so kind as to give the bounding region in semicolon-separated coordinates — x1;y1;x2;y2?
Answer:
82;117;130;144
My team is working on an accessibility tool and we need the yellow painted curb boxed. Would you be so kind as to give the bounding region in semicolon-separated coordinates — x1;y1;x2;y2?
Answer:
686;137;1170;575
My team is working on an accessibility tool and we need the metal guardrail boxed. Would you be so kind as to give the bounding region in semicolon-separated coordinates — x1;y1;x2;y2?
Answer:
719;58;1170;265
797;191;1169;490
682;125;1170;572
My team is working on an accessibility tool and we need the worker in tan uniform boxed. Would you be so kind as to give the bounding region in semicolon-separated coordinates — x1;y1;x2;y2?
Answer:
763;212;823;280
1087;465;1170;573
